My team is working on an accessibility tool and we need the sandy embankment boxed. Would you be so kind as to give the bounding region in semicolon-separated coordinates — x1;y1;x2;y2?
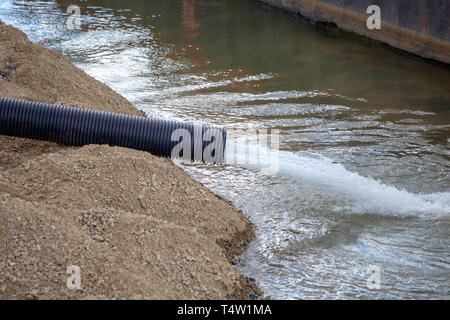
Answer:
0;20;260;299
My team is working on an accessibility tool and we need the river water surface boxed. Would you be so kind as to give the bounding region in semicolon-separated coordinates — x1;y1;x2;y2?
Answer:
1;0;449;299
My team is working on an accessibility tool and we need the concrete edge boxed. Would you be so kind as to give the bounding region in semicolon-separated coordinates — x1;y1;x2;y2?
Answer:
257;0;450;64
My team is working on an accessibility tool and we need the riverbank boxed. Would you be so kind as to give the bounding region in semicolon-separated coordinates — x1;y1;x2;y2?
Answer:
257;0;450;64
0;20;261;299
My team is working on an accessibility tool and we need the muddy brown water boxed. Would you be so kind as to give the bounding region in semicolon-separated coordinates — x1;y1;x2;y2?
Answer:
1;0;448;299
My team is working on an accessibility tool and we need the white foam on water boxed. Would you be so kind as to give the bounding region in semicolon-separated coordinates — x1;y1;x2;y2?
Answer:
225;140;450;218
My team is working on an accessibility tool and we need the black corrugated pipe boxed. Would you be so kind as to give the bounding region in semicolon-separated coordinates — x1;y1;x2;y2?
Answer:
0;97;226;163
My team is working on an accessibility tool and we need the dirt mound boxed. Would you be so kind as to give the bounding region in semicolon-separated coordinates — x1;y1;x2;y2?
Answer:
0;20;259;299
0;20;139;116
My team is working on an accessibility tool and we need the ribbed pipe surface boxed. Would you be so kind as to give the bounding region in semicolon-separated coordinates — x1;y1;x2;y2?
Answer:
0;97;226;163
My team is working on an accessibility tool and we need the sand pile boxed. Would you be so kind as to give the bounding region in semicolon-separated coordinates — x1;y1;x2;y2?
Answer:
0;20;259;299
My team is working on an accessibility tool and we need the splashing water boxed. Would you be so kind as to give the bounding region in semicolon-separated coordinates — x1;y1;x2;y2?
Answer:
225;139;450;218
5;0;449;299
